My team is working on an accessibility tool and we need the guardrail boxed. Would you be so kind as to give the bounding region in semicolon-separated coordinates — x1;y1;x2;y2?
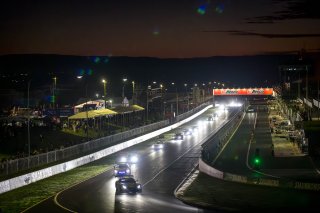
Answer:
199;159;320;191
0;104;213;194
201;106;244;164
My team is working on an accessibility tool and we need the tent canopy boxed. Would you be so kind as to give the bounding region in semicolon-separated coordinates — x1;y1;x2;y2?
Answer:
112;104;145;114
68;108;117;120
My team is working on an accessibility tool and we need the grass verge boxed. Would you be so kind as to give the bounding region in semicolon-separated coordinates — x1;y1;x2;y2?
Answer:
0;158;114;213
179;172;320;212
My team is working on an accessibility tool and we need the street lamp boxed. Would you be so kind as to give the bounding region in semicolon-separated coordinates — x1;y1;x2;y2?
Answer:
184;83;189;111
122;78;127;98
27;80;31;157
77;75;89;141
132;81;135;104
52;76;57;108
102;79;107;108
171;82;178;116
160;84;165;118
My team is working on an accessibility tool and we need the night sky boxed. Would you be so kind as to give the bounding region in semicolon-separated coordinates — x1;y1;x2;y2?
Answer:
1;0;320;58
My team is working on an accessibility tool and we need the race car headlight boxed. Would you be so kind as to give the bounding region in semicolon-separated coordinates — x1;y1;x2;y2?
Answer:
137;185;141;189
126;169;130;173
130;156;138;163
122;185;127;189
120;157;127;162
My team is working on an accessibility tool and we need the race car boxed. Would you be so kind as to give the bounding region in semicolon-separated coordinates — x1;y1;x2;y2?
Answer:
113;163;131;177
117;153;139;164
174;132;184;140
208;113;218;121
115;175;142;195
182;129;192;136
189;125;198;133
152;140;165;149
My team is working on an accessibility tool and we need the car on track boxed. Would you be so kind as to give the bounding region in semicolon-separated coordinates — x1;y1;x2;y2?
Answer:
174;132;184;140
117;153;139;164
113;163;131;177
152;140;165;149
182;128;192;136
207;115;213;121
189;125;198;133
246;106;255;113
115;175;142;195
212;113;219;120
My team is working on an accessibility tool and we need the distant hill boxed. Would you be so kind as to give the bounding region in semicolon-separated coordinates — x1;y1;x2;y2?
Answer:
0;53;301;87
0;53;311;107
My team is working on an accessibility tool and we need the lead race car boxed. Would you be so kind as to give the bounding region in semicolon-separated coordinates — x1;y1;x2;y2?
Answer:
115;175;142;195
117;153;139;164
113;163;131;177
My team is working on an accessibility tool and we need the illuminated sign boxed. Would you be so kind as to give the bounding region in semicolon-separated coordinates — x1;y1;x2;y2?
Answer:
213;88;273;96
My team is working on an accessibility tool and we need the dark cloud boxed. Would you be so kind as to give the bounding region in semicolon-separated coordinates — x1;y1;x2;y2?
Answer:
202;30;320;38
246;0;320;23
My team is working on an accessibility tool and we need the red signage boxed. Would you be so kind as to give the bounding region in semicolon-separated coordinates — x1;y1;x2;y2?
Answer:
213;88;273;96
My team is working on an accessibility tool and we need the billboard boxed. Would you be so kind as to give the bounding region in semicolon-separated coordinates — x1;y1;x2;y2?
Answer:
213;88;273;96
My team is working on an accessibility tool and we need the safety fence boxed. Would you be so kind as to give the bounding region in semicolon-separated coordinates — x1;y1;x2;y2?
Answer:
0;102;211;177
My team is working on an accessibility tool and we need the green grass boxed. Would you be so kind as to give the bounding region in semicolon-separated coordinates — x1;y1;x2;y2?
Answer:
179;172;320;211
0;158;114;213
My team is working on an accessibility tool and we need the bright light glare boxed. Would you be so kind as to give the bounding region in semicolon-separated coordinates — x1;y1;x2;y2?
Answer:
130;155;138;163
228;101;242;107
197;120;204;127
120;157;127;162
219;104;225;110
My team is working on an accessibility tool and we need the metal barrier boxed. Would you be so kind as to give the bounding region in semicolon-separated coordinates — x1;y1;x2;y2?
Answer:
0;102;210;177
201;106;245;165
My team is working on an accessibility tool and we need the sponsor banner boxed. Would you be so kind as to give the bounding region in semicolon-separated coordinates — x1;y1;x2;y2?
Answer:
213;88;273;96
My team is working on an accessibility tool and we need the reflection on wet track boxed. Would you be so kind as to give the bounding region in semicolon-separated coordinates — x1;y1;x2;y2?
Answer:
28;107;235;213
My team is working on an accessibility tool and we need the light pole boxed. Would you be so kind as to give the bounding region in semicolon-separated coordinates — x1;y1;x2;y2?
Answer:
77;75;89;141
27;80;31;157
52;76;57;108
102;79;107;108
132;81;135;104
171;82;178;116
146;85;151;122
160;84;165;118
122;77;127;98
184;83;189;111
